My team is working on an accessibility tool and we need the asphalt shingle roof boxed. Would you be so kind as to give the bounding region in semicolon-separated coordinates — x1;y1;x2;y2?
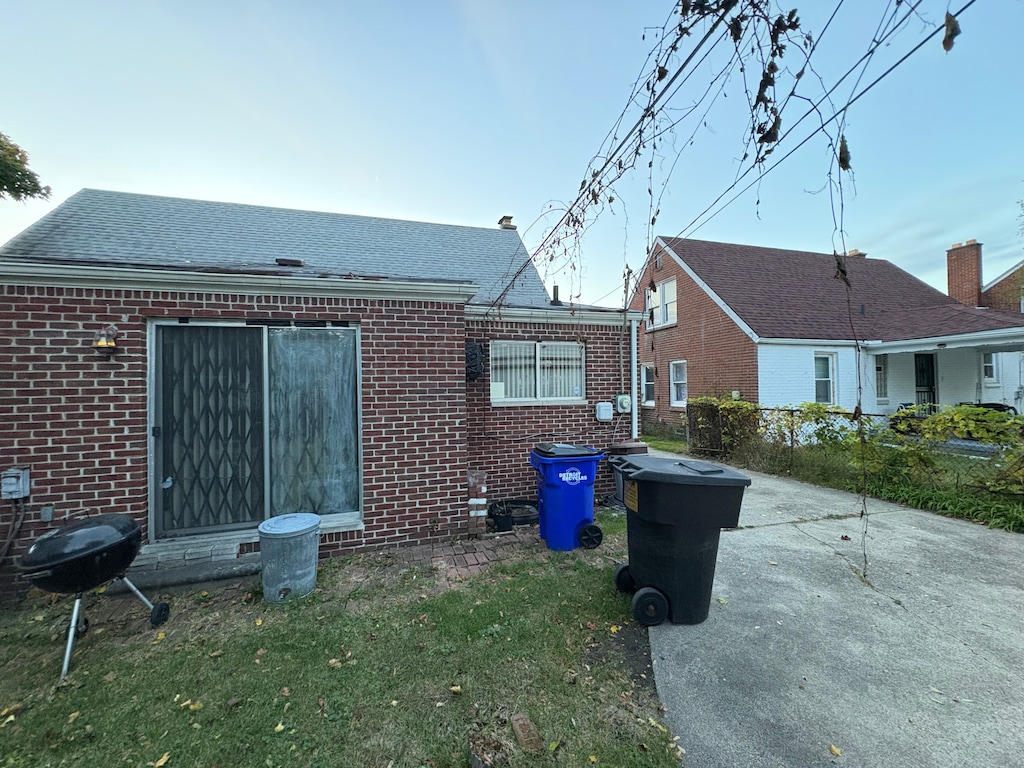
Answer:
661;237;1024;342
0;189;551;308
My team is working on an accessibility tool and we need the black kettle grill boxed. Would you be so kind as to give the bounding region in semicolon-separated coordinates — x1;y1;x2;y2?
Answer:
18;513;170;681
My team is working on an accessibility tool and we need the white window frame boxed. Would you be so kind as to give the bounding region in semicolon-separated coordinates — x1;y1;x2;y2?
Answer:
645;277;677;329
983;352;998;385
670;360;688;407
489;340;586;405
875;354;888;401
814;353;836;405
641;364;655;406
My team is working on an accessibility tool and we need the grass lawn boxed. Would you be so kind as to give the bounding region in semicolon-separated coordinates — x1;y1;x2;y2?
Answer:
0;510;681;768
636;437;686;455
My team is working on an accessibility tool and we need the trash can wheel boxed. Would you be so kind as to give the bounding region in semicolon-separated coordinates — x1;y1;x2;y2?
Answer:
614;563;636;593
578;523;603;550
632;587;669;627
150;602;171;627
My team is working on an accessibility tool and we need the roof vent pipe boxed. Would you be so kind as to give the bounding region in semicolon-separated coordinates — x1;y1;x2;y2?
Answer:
551;285;563;306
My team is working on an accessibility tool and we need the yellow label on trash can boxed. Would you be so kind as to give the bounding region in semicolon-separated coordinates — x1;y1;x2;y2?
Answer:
624;479;638;512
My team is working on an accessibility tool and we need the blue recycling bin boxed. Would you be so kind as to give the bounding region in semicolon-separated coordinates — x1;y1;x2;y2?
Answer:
529;443;605;551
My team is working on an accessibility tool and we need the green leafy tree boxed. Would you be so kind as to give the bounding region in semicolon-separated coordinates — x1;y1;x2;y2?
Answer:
0;132;50;201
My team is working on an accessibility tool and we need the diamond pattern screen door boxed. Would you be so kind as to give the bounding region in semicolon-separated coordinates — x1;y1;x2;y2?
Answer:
154;324;361;537
155;325;266;536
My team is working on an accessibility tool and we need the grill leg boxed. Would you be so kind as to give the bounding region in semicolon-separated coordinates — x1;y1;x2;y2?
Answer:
119;577;154;611
119;577;171;627
61;595;83;681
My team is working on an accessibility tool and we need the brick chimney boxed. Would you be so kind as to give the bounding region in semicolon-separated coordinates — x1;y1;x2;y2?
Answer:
498;215;516;230
947;240;982;307
846;248;866;257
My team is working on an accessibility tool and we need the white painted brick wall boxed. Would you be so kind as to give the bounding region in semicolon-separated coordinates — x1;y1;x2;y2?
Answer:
757;344;860;410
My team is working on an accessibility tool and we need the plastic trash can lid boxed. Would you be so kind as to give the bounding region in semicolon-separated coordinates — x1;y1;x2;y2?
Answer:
532;442;602;458
615;455;751;487
258;513;321;538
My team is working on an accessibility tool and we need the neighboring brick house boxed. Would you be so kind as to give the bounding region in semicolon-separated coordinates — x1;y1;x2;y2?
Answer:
947;239;1024;408
630;237;1024;430
0;189;641;598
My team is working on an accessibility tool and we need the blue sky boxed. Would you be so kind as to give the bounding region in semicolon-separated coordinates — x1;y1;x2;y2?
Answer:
2;1;1021;307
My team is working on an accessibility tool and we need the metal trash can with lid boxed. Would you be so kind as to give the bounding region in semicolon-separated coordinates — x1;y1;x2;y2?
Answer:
258;513;321;603
529;443;605;551
609;454;750;625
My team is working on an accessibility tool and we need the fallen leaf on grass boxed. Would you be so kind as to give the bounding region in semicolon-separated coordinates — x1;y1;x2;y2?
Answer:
327;659;343;668
609;625;620;634
1;703;23;718
226;698;242;708
647;717;668;733
208;650;223;658
274;722;285;733
829;744;842;756
67;711;80;724
255;618;263;626
188;702;203;712
449;685;462;694
150;753;170;767
280;687;291;697
1;715;16;728
152;632;166;645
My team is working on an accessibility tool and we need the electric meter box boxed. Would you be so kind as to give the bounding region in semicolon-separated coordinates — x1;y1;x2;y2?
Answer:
1;468;31;500
615;394;632;413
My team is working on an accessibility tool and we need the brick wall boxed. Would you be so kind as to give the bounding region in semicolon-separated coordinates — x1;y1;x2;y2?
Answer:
630;245;758;431
465;318;633;507
0;284;469;597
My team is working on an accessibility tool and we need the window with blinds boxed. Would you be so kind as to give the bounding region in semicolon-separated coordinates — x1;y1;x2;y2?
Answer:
490;341;585;403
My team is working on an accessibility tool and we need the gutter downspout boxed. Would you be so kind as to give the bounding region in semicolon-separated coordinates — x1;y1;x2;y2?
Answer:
630;318;639;439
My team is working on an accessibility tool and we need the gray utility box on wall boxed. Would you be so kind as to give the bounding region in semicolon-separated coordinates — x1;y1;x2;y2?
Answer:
609;454;750;626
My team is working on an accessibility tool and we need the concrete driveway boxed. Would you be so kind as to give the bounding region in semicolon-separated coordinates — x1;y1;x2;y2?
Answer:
643;452;1024;767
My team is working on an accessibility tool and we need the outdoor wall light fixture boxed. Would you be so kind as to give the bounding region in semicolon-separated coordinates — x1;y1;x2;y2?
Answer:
92;325;120;353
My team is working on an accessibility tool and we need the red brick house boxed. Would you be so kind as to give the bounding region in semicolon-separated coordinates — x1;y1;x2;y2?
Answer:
946;239;1024;408
631;237;1024;431
0;189;641;597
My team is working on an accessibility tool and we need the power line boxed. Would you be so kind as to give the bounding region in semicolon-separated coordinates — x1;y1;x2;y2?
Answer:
674;0;980;241
486;2;738;314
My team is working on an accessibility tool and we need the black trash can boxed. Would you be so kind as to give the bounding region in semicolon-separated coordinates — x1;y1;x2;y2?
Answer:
609;454;750;626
